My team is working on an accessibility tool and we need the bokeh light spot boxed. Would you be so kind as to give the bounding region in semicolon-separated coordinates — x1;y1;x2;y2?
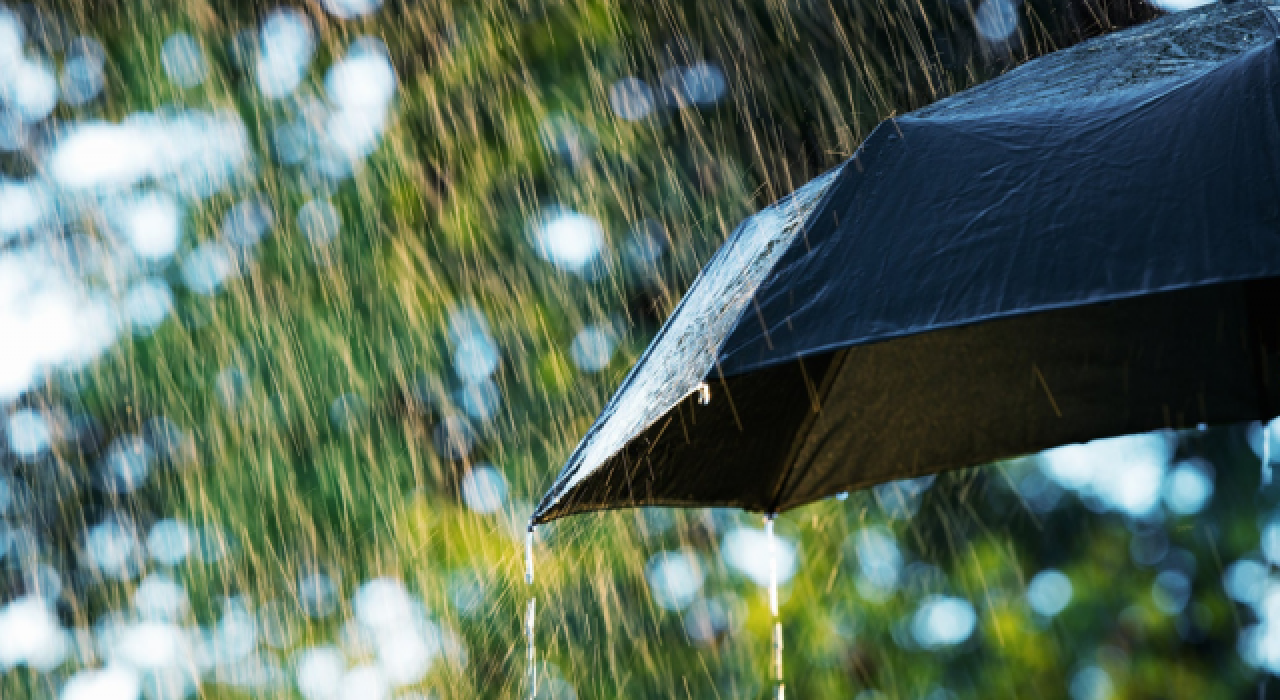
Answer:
646;549;704;611
461;465;508;514
609;77;657;121
912;596;977;649
569;324;616;373
1163;459;1214;515
1027;569;1072;617
162;32;207;88
722;525;798;587
532;208;605;274
6;408;50;459
973;0;1020;43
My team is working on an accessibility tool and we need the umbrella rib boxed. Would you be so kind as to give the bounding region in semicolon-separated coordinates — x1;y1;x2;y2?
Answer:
765;349;852;514
1031;363;1063;418
711;359;745;432
1263;0;1280;35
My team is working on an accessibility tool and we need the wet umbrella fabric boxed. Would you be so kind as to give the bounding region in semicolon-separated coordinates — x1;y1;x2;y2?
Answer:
534;0;1280;525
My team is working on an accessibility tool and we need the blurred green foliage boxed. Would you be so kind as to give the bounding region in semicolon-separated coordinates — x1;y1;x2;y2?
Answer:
9;1;1271;700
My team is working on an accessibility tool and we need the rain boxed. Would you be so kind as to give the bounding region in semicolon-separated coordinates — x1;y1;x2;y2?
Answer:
0;0;1275;699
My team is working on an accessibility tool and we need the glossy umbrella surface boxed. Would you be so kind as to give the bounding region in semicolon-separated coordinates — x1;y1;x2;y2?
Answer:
534;0;1280;525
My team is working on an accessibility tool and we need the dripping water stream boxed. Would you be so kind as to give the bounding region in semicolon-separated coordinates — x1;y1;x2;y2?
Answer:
526;525;537;699
766;514;784;700
1263;423;1272;488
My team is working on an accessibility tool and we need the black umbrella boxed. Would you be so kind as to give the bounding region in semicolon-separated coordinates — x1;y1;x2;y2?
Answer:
520;4;1280;697
533;0;1280;527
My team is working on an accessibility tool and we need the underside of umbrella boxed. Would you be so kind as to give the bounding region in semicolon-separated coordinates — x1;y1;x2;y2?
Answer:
534;0;1280;525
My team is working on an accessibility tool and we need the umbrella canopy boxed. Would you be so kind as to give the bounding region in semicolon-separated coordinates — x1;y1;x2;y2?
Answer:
534;0;1280;525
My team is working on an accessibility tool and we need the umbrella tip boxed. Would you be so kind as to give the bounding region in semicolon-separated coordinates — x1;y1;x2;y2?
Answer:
696;382;711;405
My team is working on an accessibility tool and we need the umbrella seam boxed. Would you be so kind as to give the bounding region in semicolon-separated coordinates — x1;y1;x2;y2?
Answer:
722;273;1280;380
1261;0;1280;36
765;348;852;514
